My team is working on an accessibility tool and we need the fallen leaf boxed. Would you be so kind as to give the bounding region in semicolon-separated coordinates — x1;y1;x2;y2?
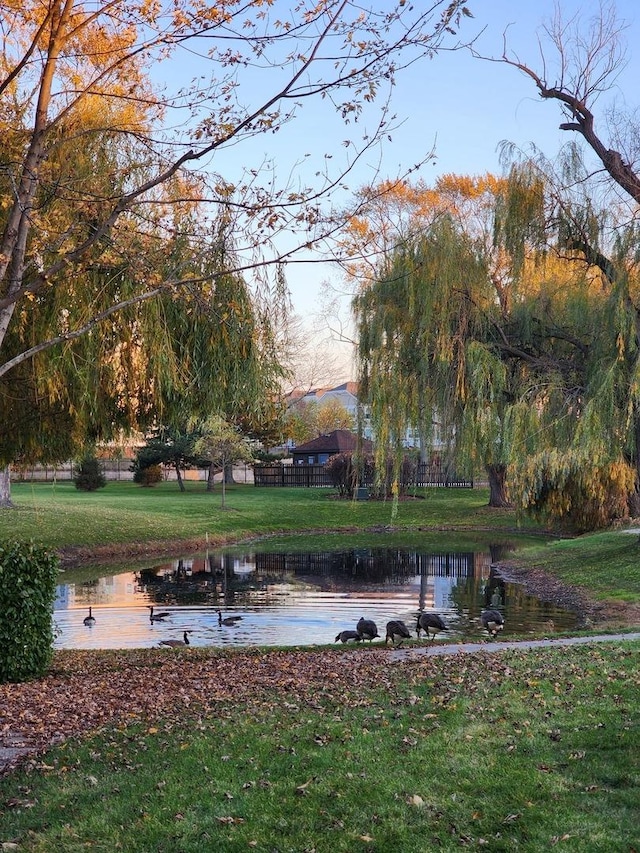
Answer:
295;778;315;796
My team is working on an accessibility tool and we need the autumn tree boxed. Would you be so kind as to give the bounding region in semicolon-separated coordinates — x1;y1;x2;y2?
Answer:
490;3;640;520
193;416;254;509
0;0;474;506
353;169;620;516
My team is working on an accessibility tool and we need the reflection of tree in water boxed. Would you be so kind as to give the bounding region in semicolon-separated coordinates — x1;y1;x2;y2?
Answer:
133;549;479;605
254;550;476;586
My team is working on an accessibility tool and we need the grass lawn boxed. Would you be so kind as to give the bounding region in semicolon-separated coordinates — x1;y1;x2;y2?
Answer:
0;642;638;852
5;480;530;551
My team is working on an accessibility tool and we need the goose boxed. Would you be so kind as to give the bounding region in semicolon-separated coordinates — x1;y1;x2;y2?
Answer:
335;629;362;643
416;612;449;642
356;617;380;642
481;609;504;639
159;631;191;648
148;606;171;622
83;607;96;626
218;610;242;626
385;619;411;645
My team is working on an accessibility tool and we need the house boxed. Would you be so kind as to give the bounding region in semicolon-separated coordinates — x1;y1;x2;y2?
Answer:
291;429;373;465
288;381;373;439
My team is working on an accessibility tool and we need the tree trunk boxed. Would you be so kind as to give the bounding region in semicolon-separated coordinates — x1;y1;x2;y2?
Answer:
486;463;512;508
174;462;185;492
0;465;13;508
206;463;216;492
223;461;236;484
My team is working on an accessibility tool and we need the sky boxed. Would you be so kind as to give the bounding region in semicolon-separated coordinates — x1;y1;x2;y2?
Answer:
165;1;640;383
284;0;640;380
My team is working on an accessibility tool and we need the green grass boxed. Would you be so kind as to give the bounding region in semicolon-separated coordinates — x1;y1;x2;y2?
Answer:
0;643;638;852
513;531;640;605
3;480;532;551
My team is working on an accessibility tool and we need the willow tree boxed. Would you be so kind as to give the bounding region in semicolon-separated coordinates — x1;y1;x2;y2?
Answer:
0;188;283;503
355;211;513;504
353;168;621;515
0;0;474;505
489;3;640;520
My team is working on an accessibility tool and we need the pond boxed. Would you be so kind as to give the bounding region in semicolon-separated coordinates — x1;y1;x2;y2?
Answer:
53;534;577;649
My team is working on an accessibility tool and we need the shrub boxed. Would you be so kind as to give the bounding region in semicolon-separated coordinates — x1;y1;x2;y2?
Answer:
133;463;163;487
74;456;107;491
0;540;59;683
325;452;375;498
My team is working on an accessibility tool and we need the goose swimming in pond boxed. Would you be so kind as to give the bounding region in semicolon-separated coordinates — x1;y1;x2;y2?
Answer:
481;609;504;639
356;617;380;642
83;607;95;626
218;610;243;626
148;606;171;622
159;631;191;648
416;612;449;642
385;619;411;645
335;630;362;643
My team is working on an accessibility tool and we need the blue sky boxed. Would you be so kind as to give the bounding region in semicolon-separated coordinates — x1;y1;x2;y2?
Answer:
162;1;639;379
283;0;638;306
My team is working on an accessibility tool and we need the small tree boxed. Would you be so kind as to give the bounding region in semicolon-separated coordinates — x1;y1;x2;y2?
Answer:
131;461;163;487
74;456;107;492
194;417;254;508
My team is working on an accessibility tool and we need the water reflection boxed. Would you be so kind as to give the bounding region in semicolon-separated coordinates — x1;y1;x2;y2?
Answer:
54;543;576;650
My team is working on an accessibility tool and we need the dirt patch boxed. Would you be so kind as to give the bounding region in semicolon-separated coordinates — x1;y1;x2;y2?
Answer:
57;536;232;568
494;560;640;630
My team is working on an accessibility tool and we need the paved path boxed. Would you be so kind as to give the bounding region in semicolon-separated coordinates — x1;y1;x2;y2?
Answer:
2;633;639;776
388;631;640;660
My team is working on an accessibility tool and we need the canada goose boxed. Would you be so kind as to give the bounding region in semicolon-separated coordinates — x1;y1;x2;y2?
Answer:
335;629;362;643
416;612;449;642
148;606;171;622
385;619;411;645
83;607;95;626
356;617;380;642
159;631;191;648
481;609;504;638
218;610;242;626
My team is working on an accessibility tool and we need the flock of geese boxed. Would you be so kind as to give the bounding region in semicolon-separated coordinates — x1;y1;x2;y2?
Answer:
335;609;505;646
81;605;505;647
81;605;244;647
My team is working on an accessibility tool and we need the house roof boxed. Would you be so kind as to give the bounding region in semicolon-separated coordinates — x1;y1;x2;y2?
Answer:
292;429;371;454
284;381;359;405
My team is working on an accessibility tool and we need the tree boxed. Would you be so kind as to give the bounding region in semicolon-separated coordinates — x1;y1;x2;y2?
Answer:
353;170;618;516
283;396;355;445
131;426;204;493
0;0;474;505
194;417;254;509
492;3;640;518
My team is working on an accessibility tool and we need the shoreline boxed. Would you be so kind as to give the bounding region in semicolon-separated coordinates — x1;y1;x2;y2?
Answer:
55;530;640;632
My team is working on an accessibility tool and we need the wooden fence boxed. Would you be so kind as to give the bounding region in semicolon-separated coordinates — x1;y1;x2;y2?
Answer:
253;462;473;488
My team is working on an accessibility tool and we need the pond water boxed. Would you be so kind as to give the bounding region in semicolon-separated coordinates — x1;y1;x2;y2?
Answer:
53;537;577;649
